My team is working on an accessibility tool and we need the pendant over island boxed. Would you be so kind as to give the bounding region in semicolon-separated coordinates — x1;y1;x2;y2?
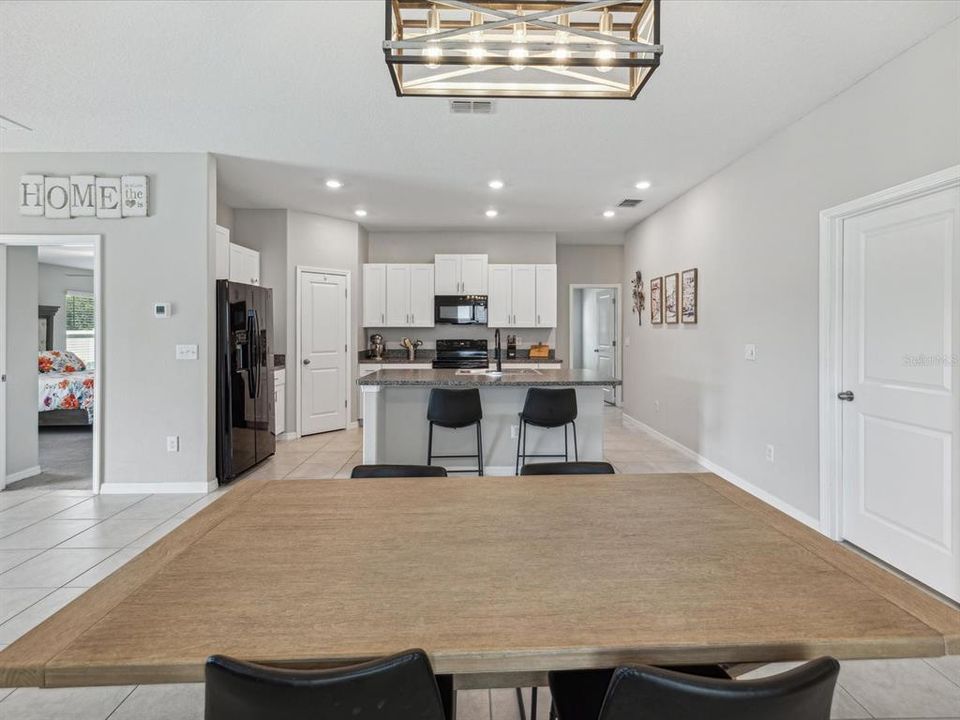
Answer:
359;369;622;475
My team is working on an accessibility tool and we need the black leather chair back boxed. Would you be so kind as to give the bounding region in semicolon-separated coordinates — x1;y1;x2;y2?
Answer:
351;464;448;478
521;388;578;427
205;649;448;720
520;461;615;475
596;658;839;720
427;388;483;428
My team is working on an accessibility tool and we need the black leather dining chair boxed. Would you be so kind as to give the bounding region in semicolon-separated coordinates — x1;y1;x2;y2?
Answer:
205;649;453;720
351;464;449;478
520;461;615;475
548;657;839;720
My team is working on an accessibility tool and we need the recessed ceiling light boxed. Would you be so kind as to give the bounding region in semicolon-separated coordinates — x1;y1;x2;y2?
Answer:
485;209;499;218
488;179;505;190
325;179;343;189
354;209;367;217
634;180;651;190
603;210;616;218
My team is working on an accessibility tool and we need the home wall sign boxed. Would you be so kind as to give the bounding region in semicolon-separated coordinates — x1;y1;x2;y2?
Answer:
19;175;149;218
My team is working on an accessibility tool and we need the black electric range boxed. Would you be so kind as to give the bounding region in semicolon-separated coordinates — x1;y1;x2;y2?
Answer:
432;339;489;369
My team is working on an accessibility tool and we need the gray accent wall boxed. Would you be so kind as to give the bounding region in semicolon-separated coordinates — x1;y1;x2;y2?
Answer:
621;20;960;522
4;247;39;479
0;152;217;491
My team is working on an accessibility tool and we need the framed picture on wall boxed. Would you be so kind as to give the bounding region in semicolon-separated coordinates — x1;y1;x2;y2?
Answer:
650;276;663;324
664;273;679;324
681;268;698;323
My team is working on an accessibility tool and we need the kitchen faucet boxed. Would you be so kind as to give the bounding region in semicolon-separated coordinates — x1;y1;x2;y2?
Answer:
494;328;502;373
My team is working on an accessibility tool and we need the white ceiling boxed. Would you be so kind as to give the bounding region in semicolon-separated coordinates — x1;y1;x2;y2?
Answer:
1;1;957;234
36;245;95;271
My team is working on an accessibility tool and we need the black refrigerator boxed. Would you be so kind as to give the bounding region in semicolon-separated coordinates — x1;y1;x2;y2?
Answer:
216;280;275;483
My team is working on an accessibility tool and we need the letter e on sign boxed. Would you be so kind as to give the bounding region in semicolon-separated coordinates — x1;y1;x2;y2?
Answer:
70;175;96;217
44;177;71;218
121;175;148;217
95;177;122;218
19;175;44;216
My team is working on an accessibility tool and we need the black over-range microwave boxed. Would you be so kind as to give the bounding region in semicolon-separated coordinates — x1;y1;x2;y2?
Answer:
435;295;488;325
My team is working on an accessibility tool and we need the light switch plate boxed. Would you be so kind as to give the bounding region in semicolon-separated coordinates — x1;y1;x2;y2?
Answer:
166;436;180;453
176;344;198;360
744;344;758;361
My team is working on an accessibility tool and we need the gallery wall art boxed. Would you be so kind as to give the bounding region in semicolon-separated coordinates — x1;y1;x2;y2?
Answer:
631;271;645;325
664;273;679;324
650;276;663;324
681;268;698;323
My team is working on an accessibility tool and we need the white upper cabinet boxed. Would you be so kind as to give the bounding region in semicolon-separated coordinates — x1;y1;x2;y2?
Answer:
215;225;231;280
434;254;488;295
535;264;557;327
364;263;434;327
228;243;260;286
362;264;387;327
487;263;557;328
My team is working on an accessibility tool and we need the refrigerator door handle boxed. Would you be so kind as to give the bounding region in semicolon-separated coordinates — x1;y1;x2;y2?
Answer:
247;311;258;400
252;310;261;399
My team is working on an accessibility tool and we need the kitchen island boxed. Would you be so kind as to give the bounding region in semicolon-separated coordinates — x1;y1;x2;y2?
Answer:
358;368;621;474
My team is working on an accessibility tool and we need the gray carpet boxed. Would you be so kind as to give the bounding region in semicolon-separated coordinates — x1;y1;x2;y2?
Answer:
7;426;93;491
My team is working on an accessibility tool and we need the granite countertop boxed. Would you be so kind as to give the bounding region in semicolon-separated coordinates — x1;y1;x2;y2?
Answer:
357;368;618;387
358;350;561;365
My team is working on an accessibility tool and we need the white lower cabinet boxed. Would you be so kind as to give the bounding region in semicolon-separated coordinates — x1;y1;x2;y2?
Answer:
357;364;381;420
274;369;286;436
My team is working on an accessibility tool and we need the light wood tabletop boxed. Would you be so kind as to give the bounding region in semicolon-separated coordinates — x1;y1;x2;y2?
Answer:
1;473;957;688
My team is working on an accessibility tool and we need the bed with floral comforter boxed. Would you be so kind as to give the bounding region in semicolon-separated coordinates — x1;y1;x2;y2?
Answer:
38;351;94;423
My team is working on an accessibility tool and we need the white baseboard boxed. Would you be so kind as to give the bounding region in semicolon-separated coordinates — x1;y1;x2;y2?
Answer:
620;413;822;533
347;421;359;430
5;465;42;483
100;479;218;495
278;431;299;441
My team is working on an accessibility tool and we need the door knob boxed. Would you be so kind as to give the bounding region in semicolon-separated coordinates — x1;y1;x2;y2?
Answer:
837;390;854;401
594;348;600;353
303;359;311;365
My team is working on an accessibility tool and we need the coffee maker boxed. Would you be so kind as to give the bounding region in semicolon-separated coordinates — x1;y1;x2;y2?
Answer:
368;334;385;360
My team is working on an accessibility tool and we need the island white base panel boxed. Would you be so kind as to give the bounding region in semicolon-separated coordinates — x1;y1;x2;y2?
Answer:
362;386;604;474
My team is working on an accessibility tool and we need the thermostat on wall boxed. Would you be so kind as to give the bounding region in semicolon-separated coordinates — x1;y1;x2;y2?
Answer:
154;302;171;318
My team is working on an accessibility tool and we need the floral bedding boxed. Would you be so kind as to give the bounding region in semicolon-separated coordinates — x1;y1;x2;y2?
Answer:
39;370;95;422
39;350;86;374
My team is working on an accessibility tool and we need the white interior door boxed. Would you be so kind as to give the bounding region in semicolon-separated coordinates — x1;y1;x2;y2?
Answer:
596;290;617;405
0;245;6;491
300;272;347;436
841;186;959;601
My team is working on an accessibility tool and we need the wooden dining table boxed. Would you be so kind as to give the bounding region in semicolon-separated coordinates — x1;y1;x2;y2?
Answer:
1;472;957;689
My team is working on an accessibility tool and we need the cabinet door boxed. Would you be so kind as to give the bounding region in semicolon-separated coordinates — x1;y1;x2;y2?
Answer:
385;264;412;326
215;226;231;280
460;254;488;294
535;264;557;327
408;264;435;327
242;248;261;286
487;264;513;327
511;265;538;327
434;254;461;294
362;264;387;326
275;383;286;435
228;244;246;284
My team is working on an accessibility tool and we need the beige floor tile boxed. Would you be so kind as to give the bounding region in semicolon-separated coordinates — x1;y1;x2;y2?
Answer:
58;517;165;549
51;495;149;520
830;687;871;719
285;461;349;480
0;587;53;624
0;548;44;574
0;548;116;588
305;450;355;466
0;685;134;720
128;517;189;549
839;657;960;718
0;587;86;644
457;689;490;720
108;683;204;720
612;461;663;474
926;655;960;686
0;518;100;550
65;548;143;588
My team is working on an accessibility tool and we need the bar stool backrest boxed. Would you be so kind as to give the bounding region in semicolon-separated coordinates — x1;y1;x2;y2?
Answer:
521;388;578;427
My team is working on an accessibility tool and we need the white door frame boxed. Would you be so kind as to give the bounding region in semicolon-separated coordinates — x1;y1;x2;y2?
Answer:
0;234;103;494
818;165;960;540
295;266;353;438
569;283;623;405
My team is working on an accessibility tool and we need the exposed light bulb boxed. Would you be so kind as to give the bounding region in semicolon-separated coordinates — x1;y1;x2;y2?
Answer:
488;179;504;190
554;14;570;66
603;210;616;218
468;45;486;64
635;180;651;190
595;9;615;73
511;8;527;71
354;209;368;218
485;209;499;218
469;11;485;68
424;45;442;69
425;6;442;68
325;179;343;189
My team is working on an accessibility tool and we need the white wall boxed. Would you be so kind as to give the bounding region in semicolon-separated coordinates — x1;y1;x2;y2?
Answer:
4;247;39;479
232;209;287;351
0;152;217;491
622;20;960;522
367;231;558;352
38;263;94;352
556;244;624;367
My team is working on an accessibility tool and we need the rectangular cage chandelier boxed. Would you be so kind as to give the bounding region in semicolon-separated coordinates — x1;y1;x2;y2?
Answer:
383;1;662;100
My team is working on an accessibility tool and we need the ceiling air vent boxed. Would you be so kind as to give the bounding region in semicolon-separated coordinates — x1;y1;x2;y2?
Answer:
618;198;643;208
450;100;495;115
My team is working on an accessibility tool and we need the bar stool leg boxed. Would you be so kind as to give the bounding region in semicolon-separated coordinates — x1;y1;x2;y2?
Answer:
522;421;528;473
476;421;484;476
427;421;434;466
572;420;579;461
516;688;527;720
563;423;569;462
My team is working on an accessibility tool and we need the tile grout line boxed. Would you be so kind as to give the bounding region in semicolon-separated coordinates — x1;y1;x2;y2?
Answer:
102;684;138;719
922;657;960;689
0;493;96;539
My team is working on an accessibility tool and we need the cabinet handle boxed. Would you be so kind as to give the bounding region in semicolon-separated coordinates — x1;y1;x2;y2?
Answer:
381;312;384;324
537;314;541;325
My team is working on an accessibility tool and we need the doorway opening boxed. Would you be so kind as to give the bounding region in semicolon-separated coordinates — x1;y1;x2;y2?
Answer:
569;284;622;406
296;267;353;437
0;234;102;493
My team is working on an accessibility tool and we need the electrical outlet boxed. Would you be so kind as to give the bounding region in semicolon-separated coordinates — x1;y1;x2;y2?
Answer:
653;400;661;412
510;424;519;439
166;436;180;453
744;344;758;361
765;444;775;463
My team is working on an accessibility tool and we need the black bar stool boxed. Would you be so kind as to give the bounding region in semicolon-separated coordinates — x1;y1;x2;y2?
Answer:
515;388;578;474
427;388;484;475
